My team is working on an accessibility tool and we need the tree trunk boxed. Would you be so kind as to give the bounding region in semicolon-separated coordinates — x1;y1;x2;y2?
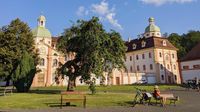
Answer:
5;75;11;86
67;77;76;91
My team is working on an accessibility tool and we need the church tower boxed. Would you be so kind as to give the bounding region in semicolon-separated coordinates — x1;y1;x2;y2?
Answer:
144;17;161;38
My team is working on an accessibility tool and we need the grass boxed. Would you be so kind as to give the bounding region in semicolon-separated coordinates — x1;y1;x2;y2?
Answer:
0;85;182;109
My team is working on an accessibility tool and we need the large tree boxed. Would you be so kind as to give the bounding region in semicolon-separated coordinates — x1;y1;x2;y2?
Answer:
57;17;126;91
0;18;37;92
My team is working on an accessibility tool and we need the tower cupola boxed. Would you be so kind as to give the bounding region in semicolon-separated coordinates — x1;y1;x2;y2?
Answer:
37;15;46;27
144;17;161;38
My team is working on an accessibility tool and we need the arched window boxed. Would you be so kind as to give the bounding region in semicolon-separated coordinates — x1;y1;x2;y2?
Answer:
161;75;164;80
40;58;45;66
53;59;58;67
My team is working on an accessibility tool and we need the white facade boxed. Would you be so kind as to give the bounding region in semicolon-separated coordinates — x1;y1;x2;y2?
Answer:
181;60;200;83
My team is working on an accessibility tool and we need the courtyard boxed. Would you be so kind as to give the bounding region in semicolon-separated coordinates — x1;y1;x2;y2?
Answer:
0;85;200;112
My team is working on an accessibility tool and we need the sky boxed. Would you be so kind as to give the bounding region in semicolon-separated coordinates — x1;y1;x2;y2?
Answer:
0;0;200;40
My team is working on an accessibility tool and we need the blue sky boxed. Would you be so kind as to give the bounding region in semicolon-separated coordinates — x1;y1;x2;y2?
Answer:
0;0;199;40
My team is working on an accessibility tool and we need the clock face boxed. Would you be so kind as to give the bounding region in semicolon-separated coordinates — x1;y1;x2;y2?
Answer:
40;47;46;54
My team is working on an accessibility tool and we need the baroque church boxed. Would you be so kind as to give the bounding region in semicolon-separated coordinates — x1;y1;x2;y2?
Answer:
31;15;181;87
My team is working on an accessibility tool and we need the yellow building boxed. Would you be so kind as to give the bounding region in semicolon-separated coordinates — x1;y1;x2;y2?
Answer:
31;16;181;87
115;17;181;84
31;15;75;87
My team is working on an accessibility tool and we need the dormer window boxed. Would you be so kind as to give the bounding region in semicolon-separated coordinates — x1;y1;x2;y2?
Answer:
162;40;167;46
141;41;146;47
132;44;137;49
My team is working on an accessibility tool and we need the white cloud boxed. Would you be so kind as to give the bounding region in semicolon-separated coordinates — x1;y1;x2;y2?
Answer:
139;0;195;6
91;0;123;30
76;6;89;16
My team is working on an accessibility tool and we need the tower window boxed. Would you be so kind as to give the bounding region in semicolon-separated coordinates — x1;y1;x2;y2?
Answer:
41;21;43;26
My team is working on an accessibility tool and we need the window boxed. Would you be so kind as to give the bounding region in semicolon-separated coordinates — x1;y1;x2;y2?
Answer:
174;75;177;81
159;52;162;57
130;56;132;61
53;59;58;67
141;41;146;47
41;21;43;26
132;44;137;49
143;65;146;71
193;65;200;69
136;55;139;60
130;66;133;72
146;34;149;36
142;54;145;59
183;66;189;70
167;64;170;69
150;64;153;70
152;33;155;36
172;54;175;59
149;52;152;58
174;64;176;70
160;64;163;70
137;65;140;71
165;55;169;60
40;58;45;66
162;40;167;46
161;75;164;80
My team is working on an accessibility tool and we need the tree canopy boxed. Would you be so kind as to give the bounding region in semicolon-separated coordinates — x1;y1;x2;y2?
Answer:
0;18;37;91
57;17;126;91
168;31;200;59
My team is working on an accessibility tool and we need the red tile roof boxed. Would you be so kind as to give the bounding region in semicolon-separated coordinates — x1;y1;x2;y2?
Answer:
125;36;177;52
181;42;200;61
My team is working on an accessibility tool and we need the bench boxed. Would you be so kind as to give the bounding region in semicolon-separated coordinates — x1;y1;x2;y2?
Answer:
168;96;179;106
0;86;13;96
152;93;179;106
60;91;86;109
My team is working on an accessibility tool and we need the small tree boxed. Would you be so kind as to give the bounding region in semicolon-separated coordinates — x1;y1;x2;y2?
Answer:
12;51;36;92
57;17;126;91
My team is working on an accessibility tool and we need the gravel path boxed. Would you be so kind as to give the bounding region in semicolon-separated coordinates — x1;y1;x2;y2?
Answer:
1;90;200;112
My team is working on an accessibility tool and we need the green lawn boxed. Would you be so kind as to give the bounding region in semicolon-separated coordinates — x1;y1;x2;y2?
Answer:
0;85;182;109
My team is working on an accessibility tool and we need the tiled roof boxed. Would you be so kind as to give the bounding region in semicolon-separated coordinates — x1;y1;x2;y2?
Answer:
125;36;177;52
181;42;200;61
